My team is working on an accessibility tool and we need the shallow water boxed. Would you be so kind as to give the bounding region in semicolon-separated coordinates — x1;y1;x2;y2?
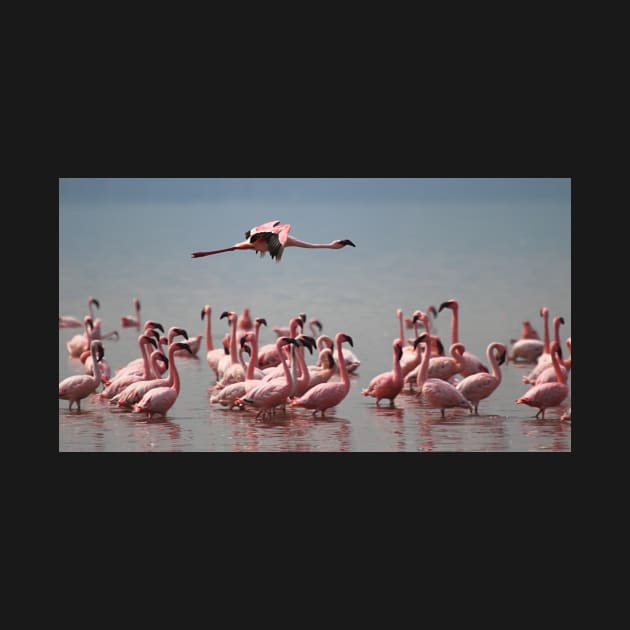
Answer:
59;178;571;452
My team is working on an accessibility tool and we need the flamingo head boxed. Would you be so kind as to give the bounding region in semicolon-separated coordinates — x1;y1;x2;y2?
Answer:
255;317;267;327
170;327;189;340
296;335;316;354
144;320;164;333
413;332;431;350
172;341;194;355
439;299;457;313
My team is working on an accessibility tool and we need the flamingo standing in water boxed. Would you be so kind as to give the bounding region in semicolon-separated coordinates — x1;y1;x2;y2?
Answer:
121;297;142;329
111;349;169;408
290;332;354;416
523;314;564;384
413;333;472;417
235;337;299;421
515;340;568;419
535;337;571;384
456;342;507;414
133;341;194;418
66;316;94;357
362;339;404;406
59;340;105;411
191;220;356;263
438;299;488;376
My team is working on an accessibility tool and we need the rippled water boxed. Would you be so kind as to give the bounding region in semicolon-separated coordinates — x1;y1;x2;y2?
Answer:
59;179;571;452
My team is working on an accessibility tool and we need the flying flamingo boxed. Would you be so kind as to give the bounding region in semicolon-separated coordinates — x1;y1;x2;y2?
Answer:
515;340;569;419
191;220;356;263
456;342;507;414
234;337;299;421
413;333;472;417
290;332;354;416
59;296;100;329
59;340;105;411
522;314;564;384
438;299;488;376
121;297;142;329
133;341;194;418
361;339;404;406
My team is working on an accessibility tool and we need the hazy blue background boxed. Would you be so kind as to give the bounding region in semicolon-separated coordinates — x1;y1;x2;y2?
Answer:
59;178;571;451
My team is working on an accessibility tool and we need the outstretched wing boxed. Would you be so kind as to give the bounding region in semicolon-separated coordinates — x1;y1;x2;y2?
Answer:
245;220;282;239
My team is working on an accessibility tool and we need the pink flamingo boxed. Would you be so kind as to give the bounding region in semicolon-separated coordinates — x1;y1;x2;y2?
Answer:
316;333;361;374
259;315;302;370
201;305;228;378
361;339;404;406
133;341;194;418
59;296;100;329
413;333;472;417
235;337;299;421
80;344;112;384
272;313;307;338
108;323;163;380
523;314;564;384
515;340;569;419
289;335;317;397
210;329;267;408
510;308;547;363
535;337;571;385
192;220;356;263
98;333;158;398
456;342;507;414
121;297;141;329
305;348;337;390
237;307;253;331
438;299;489;376
290;332;354;415
404;341;465;391
111;349;169;408
59;340;105;411
216;311;240;380
66;316;94;357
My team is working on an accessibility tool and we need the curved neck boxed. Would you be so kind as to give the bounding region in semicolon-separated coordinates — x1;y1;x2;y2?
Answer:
278;341;293;388
487;343;504;383
551;346;566;384
553;317;563;347
542;309;550;353
336;336;350;388
167;345;182;393
246;334;260;379
392;344;403;384
140;339;153;378
205;308;213;351
450;305;459;344
416;342;430;389
90;343;101;385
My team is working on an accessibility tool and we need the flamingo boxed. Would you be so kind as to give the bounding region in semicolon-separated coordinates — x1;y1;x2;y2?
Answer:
66;316;94;357
456;342;507;414
121;297;142;329
304;347;337;390
108;323;164;380
438;299;488;376
59;296;100;329
59;340;105;411
404;342;465;390
80;344;112;384
98;333;158;398
316;333;361;374
191;220;356;263
235;337;299;421
522;315;564;384
201;305;228;378
510;308;547;363
290;332;354;416
210;329;266;408
259;315;302;370
289;334;317;397
361;339;404;406
237;307;253;331
111;349;169;408
535;337;571;385
515;340;569;419
413;333;472;417
272;313;307;338
217;321;269;390
133;341;194;418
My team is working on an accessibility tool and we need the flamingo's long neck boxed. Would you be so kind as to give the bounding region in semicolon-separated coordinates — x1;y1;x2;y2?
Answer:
284;236;336;249
168;345;182;394
336;336;351;391
140;338;153;379
542;309;550;353
553;317;563;348
397;310;404;346
392;344;403;385
551;345;566;385
278;341;293;391
90;343;102;388
294;344;310;395
451;343;465;370
205;308;213;351
246;334;260;379
229;314;238;364
134;301;141;328
487;343;503;384
416;340;430;390
450;305;459;345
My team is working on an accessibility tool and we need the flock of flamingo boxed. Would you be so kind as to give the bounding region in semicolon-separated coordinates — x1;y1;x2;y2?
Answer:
59;220;571;422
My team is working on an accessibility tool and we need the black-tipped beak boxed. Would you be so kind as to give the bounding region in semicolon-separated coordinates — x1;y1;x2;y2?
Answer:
240;335;250;348
343;239;356;247
498;350;506;366
96;343;105;362
147;336;158;348
413;333;429;349
146;321;164;332
220;311;230;319
436;338;444;355
343;334;354;347
559;317;565;325
396;344;403;361
429;306;437;318
176;342;194;354
257;318;268;326
91;298;100;309
175;328;189;339
438;301;451;313
201;309;206;320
